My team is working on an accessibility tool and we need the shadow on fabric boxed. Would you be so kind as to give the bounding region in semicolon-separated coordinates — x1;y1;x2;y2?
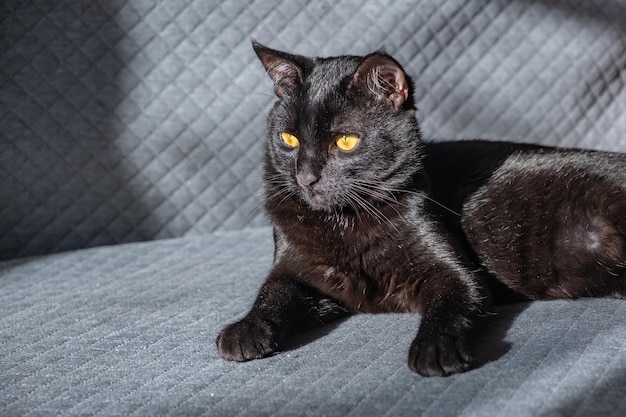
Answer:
0;2;158;259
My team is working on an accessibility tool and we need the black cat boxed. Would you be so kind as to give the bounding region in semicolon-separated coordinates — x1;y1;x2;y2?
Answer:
216;42;626;377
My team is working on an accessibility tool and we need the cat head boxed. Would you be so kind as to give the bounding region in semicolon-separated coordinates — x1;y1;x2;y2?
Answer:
254;41;424;213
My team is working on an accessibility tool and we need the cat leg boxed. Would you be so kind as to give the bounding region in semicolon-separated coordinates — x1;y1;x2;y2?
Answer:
216;274;347;362
407;270;485;377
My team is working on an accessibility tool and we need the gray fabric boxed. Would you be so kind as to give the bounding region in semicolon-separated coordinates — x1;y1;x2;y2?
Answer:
3;0;626;415
2;228;626;417
2;0;626;258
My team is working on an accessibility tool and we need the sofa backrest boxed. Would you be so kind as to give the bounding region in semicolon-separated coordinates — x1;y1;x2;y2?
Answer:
2;0;625;259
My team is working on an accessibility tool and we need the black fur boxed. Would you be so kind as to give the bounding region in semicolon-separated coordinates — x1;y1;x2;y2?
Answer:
216;42;626;377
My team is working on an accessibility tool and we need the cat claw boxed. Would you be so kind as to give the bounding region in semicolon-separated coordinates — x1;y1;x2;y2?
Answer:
408;333;472;377
216;316;280;362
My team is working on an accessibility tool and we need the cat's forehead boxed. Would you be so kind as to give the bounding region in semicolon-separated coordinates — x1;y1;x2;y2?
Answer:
306;56;361;103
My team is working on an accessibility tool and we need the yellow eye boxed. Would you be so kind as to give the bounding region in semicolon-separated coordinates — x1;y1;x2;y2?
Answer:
335;134;360;152
280;132;300;148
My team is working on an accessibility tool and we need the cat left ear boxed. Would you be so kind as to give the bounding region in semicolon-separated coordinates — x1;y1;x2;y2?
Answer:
350;52;410;109
252;40;304;98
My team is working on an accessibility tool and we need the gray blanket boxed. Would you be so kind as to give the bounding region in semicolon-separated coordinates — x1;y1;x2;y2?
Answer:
3;229;626;416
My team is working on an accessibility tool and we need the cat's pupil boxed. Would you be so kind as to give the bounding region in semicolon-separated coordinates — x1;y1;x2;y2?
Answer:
336;134;359;152
281;132;300;148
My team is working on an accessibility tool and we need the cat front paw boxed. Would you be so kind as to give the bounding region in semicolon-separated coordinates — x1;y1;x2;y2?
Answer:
408;332;472;377
216;316;280;362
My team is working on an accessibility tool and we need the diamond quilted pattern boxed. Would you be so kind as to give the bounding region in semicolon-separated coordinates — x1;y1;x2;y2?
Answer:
1;0;626;259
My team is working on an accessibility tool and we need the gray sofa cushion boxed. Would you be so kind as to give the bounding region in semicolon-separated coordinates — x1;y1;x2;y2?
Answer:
2;228;626;416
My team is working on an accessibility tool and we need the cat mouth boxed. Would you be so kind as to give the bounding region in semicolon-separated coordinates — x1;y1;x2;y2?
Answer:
306;193;329;209
300;189;336;211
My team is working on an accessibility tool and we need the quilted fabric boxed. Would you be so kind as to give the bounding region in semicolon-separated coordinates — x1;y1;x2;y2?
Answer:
2;0;626;259
2;228;626;417
3;2;626;414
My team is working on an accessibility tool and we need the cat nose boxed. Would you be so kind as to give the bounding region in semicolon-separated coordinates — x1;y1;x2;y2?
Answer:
296;171;320;189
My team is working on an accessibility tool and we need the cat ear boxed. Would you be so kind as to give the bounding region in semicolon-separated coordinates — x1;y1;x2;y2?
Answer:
350;52;410;108
252;40;304;98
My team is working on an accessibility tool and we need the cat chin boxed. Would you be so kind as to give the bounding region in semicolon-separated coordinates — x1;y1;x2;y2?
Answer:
298;193;343;213
301;197;335;213
296;189;330;210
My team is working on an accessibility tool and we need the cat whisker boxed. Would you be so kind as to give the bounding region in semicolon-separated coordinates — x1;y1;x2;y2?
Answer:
596;260;620;277
423;196;461;217
350;180;410;223
344;195;364;228
249;91;277;99
351;185;405;226
265;176;297;209
366;182;461;217
274;189;297;208
345;190;376;219
351;183;399;205
345;190;400;236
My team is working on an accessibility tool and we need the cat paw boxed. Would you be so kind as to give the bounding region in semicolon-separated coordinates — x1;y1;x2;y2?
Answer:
408;333;472;377
216;316;280;362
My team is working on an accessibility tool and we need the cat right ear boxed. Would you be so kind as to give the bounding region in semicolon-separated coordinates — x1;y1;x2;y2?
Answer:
252;40;304;98
350;52;411;109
